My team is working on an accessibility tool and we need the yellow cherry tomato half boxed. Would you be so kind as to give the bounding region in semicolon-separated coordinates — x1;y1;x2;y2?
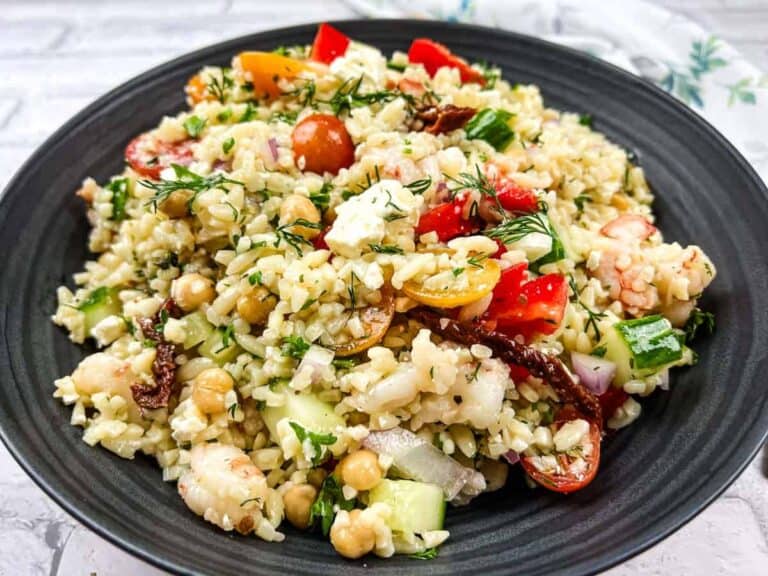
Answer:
331;285;395;357
403;258;501;308
235;51;317;99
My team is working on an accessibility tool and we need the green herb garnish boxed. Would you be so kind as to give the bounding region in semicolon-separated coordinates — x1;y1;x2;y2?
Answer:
683;308;715;343
309;475;355;536
289;421;337;467
140;164;242;213
183;115;207;138
281;335;310;359
106;177;130;221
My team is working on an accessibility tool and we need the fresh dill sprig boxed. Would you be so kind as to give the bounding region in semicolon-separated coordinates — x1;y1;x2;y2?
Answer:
445;164;503;214
274;218;322;255
467;253;489;268
206;69;234;103
347;271;359;309
140;164;242;212
326;76;408;116
567;274;607;339
485;211;551;245
405;176;432;195
368;243;404;254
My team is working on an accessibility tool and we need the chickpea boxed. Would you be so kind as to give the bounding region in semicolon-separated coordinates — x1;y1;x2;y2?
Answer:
160;190;190;218
283;483;318;530
171;273;215;311
236;287;277;325
192;367;234;414
306;468;327;489
278;194;321;239
338;450;382;491
330;509;375;559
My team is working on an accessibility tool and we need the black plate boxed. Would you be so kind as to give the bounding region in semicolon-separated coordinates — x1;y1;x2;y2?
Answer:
1;19;767;576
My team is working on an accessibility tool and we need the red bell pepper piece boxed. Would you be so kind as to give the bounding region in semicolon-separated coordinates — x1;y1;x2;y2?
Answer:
485;263;568;338
496;179;539;214
408;38;484;84
415;194;479;242
310;23;351;64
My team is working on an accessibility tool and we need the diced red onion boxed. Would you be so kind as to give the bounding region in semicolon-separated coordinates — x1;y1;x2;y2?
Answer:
502;450;520;466
364;427;486;502
291;345;333;387
571;351;616;396
267;137;279;161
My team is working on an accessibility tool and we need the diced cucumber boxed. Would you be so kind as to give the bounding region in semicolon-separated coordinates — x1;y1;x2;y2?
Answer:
367;479;445;534
198;327;241;365
602;315;684;384
534;215;566;268
262;390;344;440
181;311;214;350
465;108;515;151
77;286;122;336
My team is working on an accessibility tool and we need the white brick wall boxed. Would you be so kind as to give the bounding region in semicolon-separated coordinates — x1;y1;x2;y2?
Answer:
0;1;766;574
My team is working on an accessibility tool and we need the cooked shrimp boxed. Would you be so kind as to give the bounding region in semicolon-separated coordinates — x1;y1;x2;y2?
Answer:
590;240;660;315
71;352;141;422
178;444;276;537
652;244;716;325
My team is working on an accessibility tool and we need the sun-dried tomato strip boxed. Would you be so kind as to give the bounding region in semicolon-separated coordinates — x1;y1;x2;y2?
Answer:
409;308;603;425
416;104;477;135
131;298;183;409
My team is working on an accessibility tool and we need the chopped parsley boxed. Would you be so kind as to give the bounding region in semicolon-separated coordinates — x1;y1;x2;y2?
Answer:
574;193;592;213
222;137;235;155
106;177;130;221
386;60;407;72
578;114;593;127
309;475;355;536
239;101;258;123
289;421;336;467
309;182;332;212
183;115;207;138
332;357;358;370
684;308;715;343
270;110;299;124
215;324;236;352
281;335;310;359
217;108;232;122
248;271;263;286
452;267;465;277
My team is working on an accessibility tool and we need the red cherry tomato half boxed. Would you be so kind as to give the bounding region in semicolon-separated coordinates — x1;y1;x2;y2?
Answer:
521;413;601;493
310;23;351;64
292;114;355;175
125;133;194;180
408;38;485;84
415;194;480;242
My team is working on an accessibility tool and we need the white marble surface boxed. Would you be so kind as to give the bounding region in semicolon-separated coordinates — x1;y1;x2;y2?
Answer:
0;1;766;574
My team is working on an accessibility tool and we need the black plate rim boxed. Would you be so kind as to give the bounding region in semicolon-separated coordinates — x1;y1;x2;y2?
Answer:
1;18;766;576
